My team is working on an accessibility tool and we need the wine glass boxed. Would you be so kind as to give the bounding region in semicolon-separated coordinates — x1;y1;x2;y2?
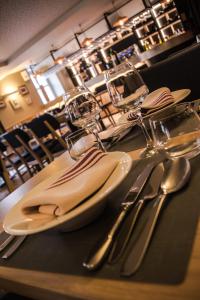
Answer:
63;86;105;151
66;128;98;161
105;61;154;157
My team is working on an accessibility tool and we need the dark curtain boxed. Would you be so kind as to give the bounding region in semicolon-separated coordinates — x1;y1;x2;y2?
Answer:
175;0;200;34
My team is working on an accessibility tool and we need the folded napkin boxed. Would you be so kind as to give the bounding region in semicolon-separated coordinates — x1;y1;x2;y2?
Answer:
127;111;138;122
22;148;118;218
142;87;174;109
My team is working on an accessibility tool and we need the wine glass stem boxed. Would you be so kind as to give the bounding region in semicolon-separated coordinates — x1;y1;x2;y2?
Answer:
94;130;106;152
137;113;154;149
87;123;106;152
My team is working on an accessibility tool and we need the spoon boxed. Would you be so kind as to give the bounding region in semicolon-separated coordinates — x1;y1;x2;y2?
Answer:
121;157;191;276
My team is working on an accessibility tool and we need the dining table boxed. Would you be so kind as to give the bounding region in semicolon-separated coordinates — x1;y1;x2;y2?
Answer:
0;125;199;300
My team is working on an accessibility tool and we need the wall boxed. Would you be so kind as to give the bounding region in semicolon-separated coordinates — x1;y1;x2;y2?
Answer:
0;72;43;129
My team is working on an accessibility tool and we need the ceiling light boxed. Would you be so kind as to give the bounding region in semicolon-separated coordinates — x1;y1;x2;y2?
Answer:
112;16;129;28
81;37;94;48
54;56;65;65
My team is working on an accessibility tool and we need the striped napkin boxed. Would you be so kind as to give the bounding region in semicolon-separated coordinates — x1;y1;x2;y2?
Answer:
127;111;139;122
22;148;118;217
142;87;174;109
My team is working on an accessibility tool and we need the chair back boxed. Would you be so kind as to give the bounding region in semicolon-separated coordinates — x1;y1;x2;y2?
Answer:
26;115;50;138
0;140;7;152
41;113;61;131
0;129;33;182
26;114;60;138
3;128;31;149
26;113;67;161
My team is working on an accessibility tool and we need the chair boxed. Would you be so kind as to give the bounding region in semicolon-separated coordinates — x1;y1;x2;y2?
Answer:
0;139;29;184
0;154;15;192
2;128;48;180
26;114;68;162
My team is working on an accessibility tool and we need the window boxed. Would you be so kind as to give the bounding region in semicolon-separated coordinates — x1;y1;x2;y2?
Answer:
29;70;65;104
47;73;65;97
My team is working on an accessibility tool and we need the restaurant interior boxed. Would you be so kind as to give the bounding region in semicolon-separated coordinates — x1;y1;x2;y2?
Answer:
0;0;200;299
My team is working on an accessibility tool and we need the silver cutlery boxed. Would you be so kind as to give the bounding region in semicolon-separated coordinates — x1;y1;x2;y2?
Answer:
121;157;191;276
2;235;27;259
83;160;158;271
108;162;164;264
0;234;16;252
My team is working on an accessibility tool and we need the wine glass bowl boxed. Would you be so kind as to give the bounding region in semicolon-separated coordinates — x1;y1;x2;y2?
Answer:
105;62;149;112
105;61;154;157
63;86;105;152
64;87;100;130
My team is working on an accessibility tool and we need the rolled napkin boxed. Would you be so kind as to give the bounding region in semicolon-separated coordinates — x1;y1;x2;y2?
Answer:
22;147;118;218
142;87;174;109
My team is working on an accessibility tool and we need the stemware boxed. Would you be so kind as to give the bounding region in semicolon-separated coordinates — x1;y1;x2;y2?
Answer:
63;86;105;151
105;61;154;157
66;128;97;161
150;103;200;159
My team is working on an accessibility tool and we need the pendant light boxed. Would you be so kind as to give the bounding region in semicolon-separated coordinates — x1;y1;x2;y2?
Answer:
81;37;94;48
112;15;129;27
111;0;128;28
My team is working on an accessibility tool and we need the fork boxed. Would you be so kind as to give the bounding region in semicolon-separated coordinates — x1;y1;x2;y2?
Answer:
0;231;26;259
2;235;26;259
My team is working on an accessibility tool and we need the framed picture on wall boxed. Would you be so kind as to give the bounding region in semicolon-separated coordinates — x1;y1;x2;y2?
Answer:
18;85;29;96
24;96;32;105
9;98;21;110
0;100;6;109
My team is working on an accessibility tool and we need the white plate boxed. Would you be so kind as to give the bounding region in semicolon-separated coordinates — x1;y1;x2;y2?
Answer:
141;89;191;110
117;89;191;124
99;124;132;140
3;151;132;235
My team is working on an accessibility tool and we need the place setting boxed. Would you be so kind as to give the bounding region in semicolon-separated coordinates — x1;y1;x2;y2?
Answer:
117;86;191;124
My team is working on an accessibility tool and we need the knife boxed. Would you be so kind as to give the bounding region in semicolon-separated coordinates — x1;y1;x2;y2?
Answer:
108;163;164;264
2;235;26;259
82;160;157;271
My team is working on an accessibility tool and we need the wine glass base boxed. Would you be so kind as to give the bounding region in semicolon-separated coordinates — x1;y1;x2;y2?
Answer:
165;142;200;160
139;146;157;158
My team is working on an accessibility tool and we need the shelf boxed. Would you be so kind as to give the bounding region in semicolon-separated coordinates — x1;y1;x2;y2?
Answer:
139;31;160;40
134;20;154;32
103;32;134;51
151;1;175;14
156;7;177;20
160;19;182;32
162;31;186;41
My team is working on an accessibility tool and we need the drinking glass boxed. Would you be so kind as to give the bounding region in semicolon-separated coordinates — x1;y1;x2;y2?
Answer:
105;61;154;157
150;103;200;159
66;129;98;160
63;86;105;151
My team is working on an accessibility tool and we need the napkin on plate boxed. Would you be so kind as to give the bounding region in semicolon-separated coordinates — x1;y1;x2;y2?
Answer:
142;87;174;109
22;147;118;218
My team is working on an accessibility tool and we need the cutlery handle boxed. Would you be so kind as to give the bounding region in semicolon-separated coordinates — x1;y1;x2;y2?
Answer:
2;236;26;259
83;206;130;270
121;193;166;276
108;199;144;264
0;235;15;252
